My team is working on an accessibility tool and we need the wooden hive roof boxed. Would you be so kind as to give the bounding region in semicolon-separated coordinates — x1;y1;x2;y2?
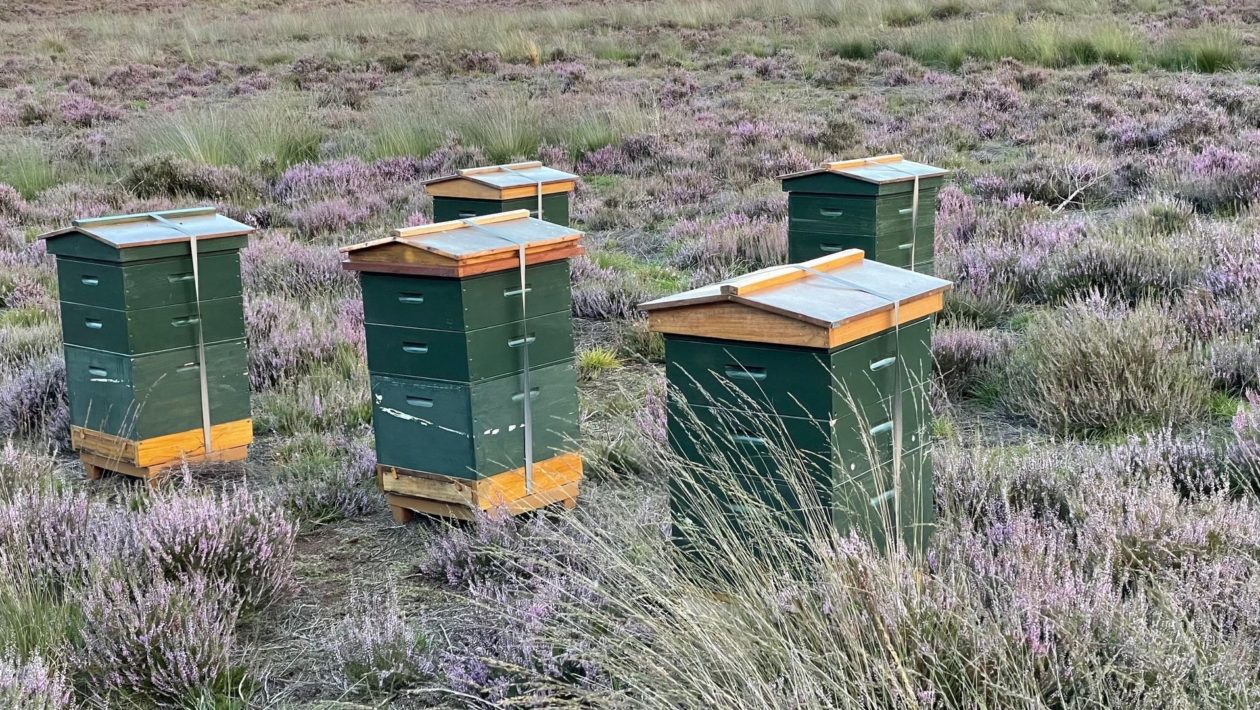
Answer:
38;207;253;262
778;154;948;191
340;210;584;277
40;207;252;249
424;161;579;200
641;250;952;349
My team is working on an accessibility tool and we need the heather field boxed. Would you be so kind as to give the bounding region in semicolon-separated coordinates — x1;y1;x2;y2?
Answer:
0;0;1259;707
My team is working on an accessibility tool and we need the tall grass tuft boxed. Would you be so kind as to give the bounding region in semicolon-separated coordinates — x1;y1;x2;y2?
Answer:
0;143;61;200
133;97;324;174
1004;297;1211;436
1154;27;1242;73
365;92;654;163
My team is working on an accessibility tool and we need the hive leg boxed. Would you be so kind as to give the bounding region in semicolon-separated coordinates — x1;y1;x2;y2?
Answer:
390;504;416;525
83;461;106;481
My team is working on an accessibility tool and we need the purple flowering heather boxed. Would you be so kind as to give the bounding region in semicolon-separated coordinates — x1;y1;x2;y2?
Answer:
240;233;354;299
669;213;786;275
328;584;432;692
0;654;72;710
78;566;241;704
136;487;297;610
0;355;70;450
932;328;1011;399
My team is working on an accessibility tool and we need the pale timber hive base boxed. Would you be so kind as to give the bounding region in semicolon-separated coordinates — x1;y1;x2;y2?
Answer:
72;419;253;486
378;452;583;523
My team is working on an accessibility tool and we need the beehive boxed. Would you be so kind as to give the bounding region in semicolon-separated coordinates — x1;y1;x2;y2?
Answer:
641;249;952;552
424;161;578;227
779;154;947;273
40;208;253;484
341;210;584;521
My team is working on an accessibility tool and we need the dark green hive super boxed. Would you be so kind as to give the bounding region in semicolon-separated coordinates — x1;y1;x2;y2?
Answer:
40;207;252;450
779;155;947;274
341;209;583;482
642;249;952;553
425;161;577;227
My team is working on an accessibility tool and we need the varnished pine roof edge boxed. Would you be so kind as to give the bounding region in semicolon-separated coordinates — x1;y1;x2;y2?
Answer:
38;207;254;248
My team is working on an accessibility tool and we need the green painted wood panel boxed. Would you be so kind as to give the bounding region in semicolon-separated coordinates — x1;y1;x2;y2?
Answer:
45;235;248;264
832;446;933;550
64;339;250;440
432;193;570;227
55;252;242;309
359;260;572;331
780;174;945;197
60;297;245;355
365;310;574;382
371;359;580;479
668;444;932;553
665;317;931;425
787;188;937;265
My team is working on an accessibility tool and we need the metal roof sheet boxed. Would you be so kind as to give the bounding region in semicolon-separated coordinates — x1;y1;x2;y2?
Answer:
778;154;947;185
640;253;951;327
38;207;253;248
341;210;581;261
424;161;579;189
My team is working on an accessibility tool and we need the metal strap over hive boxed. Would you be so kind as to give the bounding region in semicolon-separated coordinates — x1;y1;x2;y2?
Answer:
149;213;213;454
779;263;906;525
458;218;538;494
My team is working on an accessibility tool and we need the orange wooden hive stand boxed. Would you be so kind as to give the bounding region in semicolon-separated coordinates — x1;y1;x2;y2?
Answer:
72;419;252;487
378;452;583;523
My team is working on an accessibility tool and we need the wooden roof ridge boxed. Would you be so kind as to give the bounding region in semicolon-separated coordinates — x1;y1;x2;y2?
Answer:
340;210;575;256
339;210;584;278
776;154;948;183
423;161;579;187
641;250;952;348
38;207;253;248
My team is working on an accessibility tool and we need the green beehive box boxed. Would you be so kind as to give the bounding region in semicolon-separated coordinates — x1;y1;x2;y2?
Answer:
779;155;946;273
359;260;572;332
40;208;255;477
642;248;952;552
343;209;585;495
424;161;577;227
365;310;573;383
64;339;251;440
370;360;580;479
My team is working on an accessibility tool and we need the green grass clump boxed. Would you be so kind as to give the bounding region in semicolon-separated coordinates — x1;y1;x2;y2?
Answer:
1154;28;1242;73
365;91;654;163
0;141;62;200
578;347;623;381
133;97;324;173
1004;298;1211;437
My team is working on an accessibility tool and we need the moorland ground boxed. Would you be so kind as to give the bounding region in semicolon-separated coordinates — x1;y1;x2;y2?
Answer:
0;0;1259;707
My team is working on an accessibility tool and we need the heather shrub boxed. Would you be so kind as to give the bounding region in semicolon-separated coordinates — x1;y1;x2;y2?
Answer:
571;254;677;321
328;585;431;694
0;356;70;451
240;233;354;300
1039;224;1203;304
0;490;98;589
273;433;376;524
1169;146;1260;214
78;566;242;705
253;362;372;436
1231;394;1260;488
1104;428;1229;499
246;296;361;389
136;487;297;611
123;153;257;199
0;654;72;710
1209;337;1260;395
1004;298;1211;436
668;214;786;277
932;327;1011;399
